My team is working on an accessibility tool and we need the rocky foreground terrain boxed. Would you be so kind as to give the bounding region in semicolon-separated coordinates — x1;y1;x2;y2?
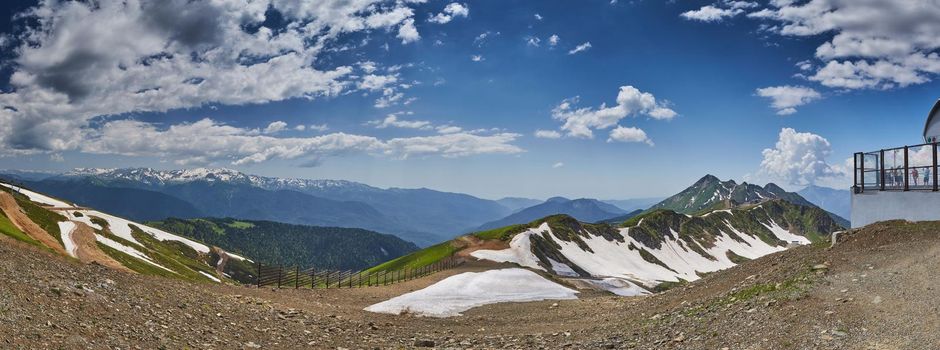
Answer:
2;220;940;349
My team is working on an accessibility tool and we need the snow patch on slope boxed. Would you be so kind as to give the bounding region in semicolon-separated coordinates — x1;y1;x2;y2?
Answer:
470;225;547;271
199;271;221;283
58;221;77;258
95;234;173;272
578;278;650;296
472;219;811;289
365;268;578;317
0;183;73;208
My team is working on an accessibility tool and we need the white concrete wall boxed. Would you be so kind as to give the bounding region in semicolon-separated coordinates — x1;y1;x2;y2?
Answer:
852;191;940;228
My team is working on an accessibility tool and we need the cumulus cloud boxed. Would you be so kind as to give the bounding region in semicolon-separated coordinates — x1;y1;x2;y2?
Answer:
568;42;592;55
471;55;485;62
429;3;469;24
552;162;564;168
263;121;288;134
607;126;653;146
397;18;420;43
550;86;676;139
739;0;940;89
436;125;463;134
308;124;330;132
368;114;432;130
359;74;399;91
755;85;822;115
758;128;845;186
534;130;562;139
681;6;743;22
0;0;428;156
80;118;522;166
549;35;560;47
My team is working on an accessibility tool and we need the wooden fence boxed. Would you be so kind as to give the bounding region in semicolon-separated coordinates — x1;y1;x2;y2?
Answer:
255;256;464;289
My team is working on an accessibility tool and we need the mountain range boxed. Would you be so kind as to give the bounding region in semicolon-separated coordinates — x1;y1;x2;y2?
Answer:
476;197;627;231
3;168;518;246
1;168;672;247
370;198;843;294
647;175;850;227
797;185;851;221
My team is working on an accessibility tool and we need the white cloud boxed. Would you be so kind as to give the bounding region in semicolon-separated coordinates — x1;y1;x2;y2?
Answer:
534;14;543;21
429;3;469;24
471;55;485;62
359;74;399;91
534;130;562;139
309;124;330;132
436;125;463;134
758;128;845;186
384;132;523;159
473;31;499;47
549;34;560;47
552;162;564;168
263;121;288;134
526;37;541;47
739;0;940;89
551;86;676;139
0;0;429;155
368;114;432;130
607;126;653;146
755;85;822;115
397;18;421;44
681;6;743;22
80;118;522;166
568;42;592;55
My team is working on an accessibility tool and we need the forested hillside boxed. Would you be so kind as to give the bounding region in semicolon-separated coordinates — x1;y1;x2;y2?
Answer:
149;218;419;270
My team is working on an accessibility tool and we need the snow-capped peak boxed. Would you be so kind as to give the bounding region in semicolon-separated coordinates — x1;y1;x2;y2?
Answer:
61;167;373;191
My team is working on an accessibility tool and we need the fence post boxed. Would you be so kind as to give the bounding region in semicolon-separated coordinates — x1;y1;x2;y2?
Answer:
325;271;329;289
310;268;316;289
879;150;885;191
256;261;262;287
276;264;282;288
348;271;353;288
904;146;910;191
358;271;363;288
294;266;299;289
934;143;938;192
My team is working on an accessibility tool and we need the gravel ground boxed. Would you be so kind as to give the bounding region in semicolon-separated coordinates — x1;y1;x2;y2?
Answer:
2;220;940;349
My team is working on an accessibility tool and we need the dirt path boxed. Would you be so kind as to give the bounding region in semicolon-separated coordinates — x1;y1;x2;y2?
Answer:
0;191;66;255
69;222;132;273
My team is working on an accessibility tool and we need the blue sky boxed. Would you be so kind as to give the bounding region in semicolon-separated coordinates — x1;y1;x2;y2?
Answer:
0;0;938;199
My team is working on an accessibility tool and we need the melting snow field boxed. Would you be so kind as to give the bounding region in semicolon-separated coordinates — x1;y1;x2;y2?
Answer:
364;268;578;317
470;227;546;271
471;215;811;290
198;271;221;283
65;210;210;254
1;183;73;208
95;234;174;273
577;278;650;297
58;221;78;258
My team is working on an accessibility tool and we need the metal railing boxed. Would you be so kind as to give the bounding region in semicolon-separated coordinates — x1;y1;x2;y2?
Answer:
854;142;940;193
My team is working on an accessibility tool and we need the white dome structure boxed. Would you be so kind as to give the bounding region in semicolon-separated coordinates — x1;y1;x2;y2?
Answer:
922;99;940;143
